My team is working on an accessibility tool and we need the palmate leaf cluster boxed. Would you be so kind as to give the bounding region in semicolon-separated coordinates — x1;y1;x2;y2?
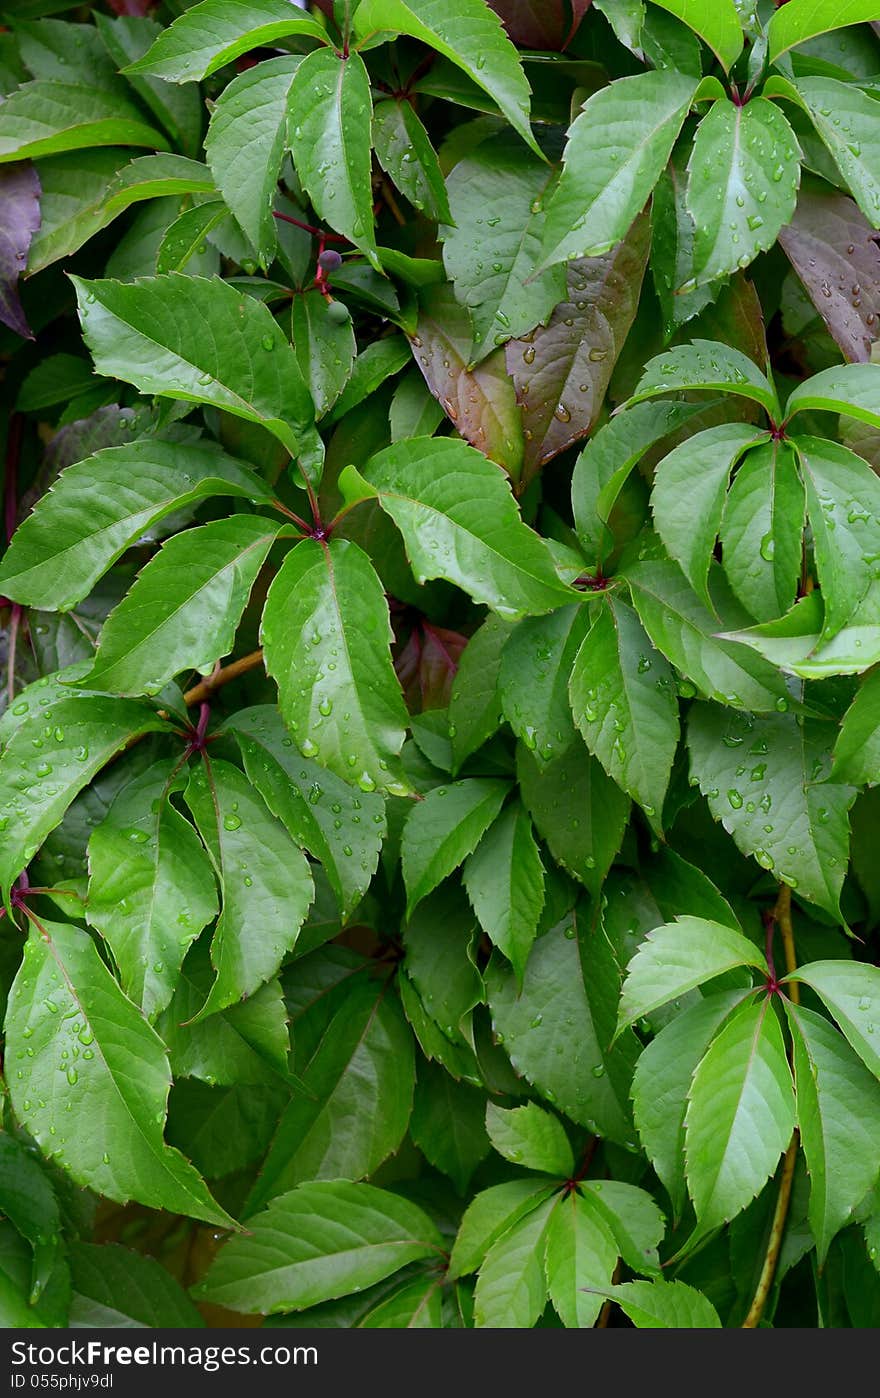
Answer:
1;0;880;1331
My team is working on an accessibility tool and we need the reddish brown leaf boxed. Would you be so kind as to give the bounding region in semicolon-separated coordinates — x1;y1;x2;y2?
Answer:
395;621;467;711
779;186;880;364
506;211;650;483
410;283;524;478
106;0;157;13
0;165;41;341
489;0;591;49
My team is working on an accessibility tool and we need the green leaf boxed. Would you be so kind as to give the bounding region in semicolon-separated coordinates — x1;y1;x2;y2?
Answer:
0;697;165;904
544;1190;619;1329
0;439;267;612
124;0;329;82
205;57;301;268
350;437;576;619
788;961;880;1080
487;904;640;1144
0;1134;61;1308
540;72;698;270
100;153;216;218
508;214;651;480
409;1059;489;1193
686;97;800;286
485;1101;574;1176
795;435;880;639
327;336;411;425
441;132;563;362
72;274;317;461
156;200;228;275
81;515;278;697
226;705;385;919
354;0;538;156
685;998;796;1233
784;362;880;428
288;49;378;269
795;81;880;227
26;149;131;275
652;424;769;608
834;669;880;786
5;920;231;1226
373;99;450;224
448;1178;557;1279
94;14;203;159
687;703;855;918
0;80;167;162
648;0;743;68
292;290;357;418
473;1196;555;1328
260;538;410;796
569;594;680;827
787;1002;880;1264
719;439;805;623
626;560;793;712
245;979;414;1212
402;779;509;916
449;615;511;772
632;991;748;1217
517;738;630;898
768;0;880;62
618;917;763;1033
403;887;484;1048
69;1243;204;1328
87;759;218;1022
358;1276;442;1329
624;339;780;418
184;758;314;1019
463;799;545;982
596;1278;721;1328
499;605;591;766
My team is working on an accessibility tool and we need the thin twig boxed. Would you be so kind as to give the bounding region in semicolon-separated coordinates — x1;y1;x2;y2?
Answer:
183;650;264;706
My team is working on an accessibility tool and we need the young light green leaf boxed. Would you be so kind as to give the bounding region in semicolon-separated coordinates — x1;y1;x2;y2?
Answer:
260;538;410;796
487;905;640;1145
788;961;880;1080
652;425;768;609
687;703;856;918
448;1179;557;1279
473;1196;555;1329
373;99;450;224
354;0;538;156
194;1181;442;1314
617;917;763;1033
71;274;316;460
485;1101;574;1177
87;759;218;1022
685;998;796;1233
795;78;880;227
442;132;563;362
719;439;805;623
540;72;698;269
686;97;800;286
0;697;166;904
784;362;880;428
5;920;231;1227
0;439;267;612
796;434;880;639
596;1278;721;1328
124;0;329;82
226;705;385;919
544;1191;619;1329
350;438;577;619
834;669;880;786
578;1179;666;1277
569;595;679;828
288;49;378;268
100;154;216;218
787;1002;880;1265
0;80;167;163
184;758;314;1020
649;0;743;68
463;799;545;982
625;560;793;712
624;339;780;418
768;0;880;61
517;739;630;898
81;516;278;697
499;605;591;767
401;779;509;916
205;57;301;268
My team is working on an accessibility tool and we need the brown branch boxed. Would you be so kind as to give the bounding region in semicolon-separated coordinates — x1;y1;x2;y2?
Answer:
183;649;264;706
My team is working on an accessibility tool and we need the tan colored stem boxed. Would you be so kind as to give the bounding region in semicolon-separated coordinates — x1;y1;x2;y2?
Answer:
183;649;264;706
742;883;800;1329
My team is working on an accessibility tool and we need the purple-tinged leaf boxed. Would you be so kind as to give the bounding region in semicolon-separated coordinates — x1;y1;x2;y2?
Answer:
506;212;650;484
779;187;880;365
0;164;41;339
487;0;590;49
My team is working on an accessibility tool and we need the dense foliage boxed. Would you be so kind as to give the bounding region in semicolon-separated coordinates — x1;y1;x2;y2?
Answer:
1;0;880;1331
